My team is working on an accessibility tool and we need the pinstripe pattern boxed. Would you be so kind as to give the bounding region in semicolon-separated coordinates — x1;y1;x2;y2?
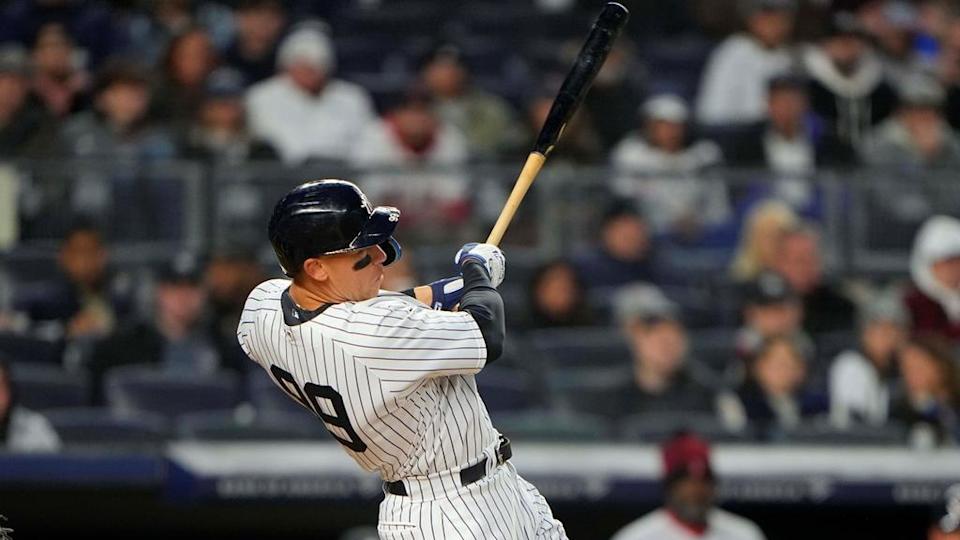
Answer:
238;279;567;539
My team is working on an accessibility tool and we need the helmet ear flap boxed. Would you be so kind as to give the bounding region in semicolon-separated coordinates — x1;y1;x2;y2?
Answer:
381;237;402;266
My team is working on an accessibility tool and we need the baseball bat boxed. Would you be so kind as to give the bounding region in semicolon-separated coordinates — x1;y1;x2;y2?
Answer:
485;1;629;246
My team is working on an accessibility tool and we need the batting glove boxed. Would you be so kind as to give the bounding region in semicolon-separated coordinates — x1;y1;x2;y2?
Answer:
428;276;464;311
454;243;505;287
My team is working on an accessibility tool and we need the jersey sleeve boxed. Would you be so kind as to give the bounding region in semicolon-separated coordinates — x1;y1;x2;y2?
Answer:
329;296;488;393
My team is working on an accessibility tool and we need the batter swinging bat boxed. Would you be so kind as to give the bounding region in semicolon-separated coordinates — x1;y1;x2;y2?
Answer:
485;1;630;246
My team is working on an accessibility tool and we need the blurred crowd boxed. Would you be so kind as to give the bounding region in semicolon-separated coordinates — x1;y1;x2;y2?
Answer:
1;0;960;453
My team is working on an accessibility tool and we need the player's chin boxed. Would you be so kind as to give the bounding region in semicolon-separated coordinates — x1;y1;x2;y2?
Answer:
367;273;384;297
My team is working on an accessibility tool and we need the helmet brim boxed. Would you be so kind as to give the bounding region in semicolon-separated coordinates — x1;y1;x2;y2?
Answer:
350;206;402;266
352;206;399;247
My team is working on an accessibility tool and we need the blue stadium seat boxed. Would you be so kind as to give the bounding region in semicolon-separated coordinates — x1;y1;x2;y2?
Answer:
782;420;908;446
688;327;739;375
176;409;327;441
529;327;631;369
104;367;242;419
247;368;318;422
0;332;64;364
8;364;89;410
544;365;633;418
336;2;447;39
455;2;539;40
45;407;169;448
493;409;613;442
619;411;753;443
476;366;539;413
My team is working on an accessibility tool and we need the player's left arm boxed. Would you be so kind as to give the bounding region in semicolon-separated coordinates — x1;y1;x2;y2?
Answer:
400;242;505;311
401;277;465;311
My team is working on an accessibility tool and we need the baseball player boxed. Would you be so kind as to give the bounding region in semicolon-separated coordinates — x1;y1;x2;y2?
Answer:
238;179;567;539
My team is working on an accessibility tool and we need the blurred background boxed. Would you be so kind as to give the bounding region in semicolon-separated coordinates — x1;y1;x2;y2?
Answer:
1;0;960;538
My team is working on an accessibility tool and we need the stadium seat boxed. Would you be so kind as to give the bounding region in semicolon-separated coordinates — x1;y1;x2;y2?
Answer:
476;366;539;413
492;409;613;442
176;409;328;441
0;332;64;364
247;369;318;422
544;365;633;418
104;367;242;419
688;327;739;376
528;327;631;369
8;364;89;410
782;421;908;446
45;407;169;449
619;412;753;443
336;2;447;39
455;2;540;38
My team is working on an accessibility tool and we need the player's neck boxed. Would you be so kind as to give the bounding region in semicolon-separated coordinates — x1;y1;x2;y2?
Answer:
289;280;339;309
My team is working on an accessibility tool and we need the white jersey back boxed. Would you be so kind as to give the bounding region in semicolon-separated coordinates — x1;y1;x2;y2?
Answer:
237;279;501;481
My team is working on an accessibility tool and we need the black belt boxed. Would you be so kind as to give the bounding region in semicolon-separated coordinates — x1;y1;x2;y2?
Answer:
385;436;512;496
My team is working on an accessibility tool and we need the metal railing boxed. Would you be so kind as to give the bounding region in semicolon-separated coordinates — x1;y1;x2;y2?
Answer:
2;158;959;278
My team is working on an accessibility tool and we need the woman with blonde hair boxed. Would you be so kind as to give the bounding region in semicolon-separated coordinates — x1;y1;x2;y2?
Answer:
730;200;799;282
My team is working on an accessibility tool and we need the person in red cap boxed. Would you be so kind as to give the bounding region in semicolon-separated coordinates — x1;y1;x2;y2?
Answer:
611;433;766;540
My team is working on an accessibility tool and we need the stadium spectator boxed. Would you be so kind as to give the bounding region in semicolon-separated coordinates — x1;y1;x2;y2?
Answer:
829;292;909;428
122;0;233;65
523;91;603;164
0;44;56;157
154;26;219;130
736;271;805;363
611;94;730;242
180;67;277;163
223;0;286;85
613;284;718;419
246;23;376;164
580;40;645;150
0;358;61;453
730;200;798;283
736;334;827;436
892;335;960;446
930;484;960;540
860;78;960;168
770;224;855;335
940;17;960;130
865;1;927;95
906;215;960;342
573;201;658;293
13;222;131;339
0;266;27;333
29;23;89;119
521;260;595;330
350;89;468;168
350;89;470;226
0;0;129;68
802;12;897;147
58;60;176;160
724;74;857;173
419;44;522;160
696;0;797;126
204;247;266;372
89;254;219;403
611;433;767;540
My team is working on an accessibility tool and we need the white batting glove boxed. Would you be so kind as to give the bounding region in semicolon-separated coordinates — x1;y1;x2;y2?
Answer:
454;243;506;287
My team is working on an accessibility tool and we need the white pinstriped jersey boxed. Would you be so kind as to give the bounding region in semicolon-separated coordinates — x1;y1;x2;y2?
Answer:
237;279;502;481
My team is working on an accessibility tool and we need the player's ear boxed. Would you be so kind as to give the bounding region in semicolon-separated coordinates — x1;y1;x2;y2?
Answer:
302;258;330;282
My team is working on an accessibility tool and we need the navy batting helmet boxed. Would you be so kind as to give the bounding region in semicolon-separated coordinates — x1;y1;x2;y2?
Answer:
268;179;402;277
